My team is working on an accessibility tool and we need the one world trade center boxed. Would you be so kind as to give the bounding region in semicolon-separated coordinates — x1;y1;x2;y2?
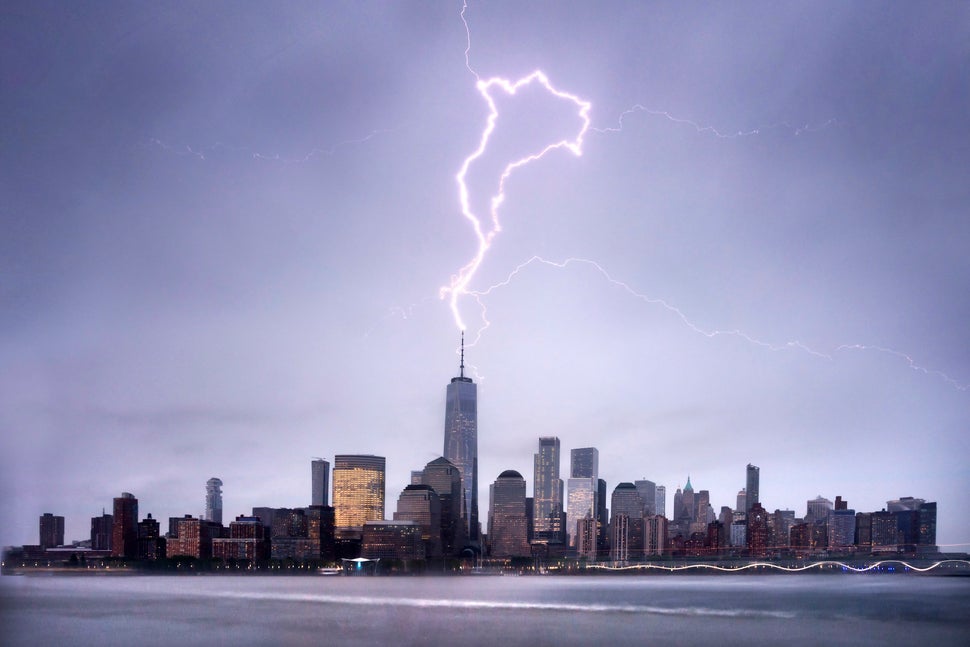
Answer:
444;334;478;545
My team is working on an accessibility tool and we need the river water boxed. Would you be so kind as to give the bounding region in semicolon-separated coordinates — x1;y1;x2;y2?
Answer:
2;574;968;646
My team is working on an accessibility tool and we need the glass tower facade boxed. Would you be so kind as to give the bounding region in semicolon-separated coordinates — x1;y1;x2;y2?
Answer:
745;464;760;519
444;352;478;543
570;447;599;479
635;479;656;517
532;437;564;543
566;448;598;548
311;459;330;507
333;454;386;535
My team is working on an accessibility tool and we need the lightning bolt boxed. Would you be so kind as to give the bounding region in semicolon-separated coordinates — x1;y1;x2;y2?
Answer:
441;4;592;333
392;2;967;393
467;256;968;391
438;72;591;332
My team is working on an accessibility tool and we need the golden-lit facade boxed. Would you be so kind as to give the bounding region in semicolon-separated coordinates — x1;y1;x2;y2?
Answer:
333;455;386;534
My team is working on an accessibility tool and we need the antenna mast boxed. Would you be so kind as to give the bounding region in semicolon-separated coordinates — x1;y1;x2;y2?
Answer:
460;331;465;379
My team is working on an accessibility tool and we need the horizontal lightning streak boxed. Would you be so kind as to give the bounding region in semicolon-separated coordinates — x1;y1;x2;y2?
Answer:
471;256;828;357
833;344;968;392
467;256;968;391
593;105;839;139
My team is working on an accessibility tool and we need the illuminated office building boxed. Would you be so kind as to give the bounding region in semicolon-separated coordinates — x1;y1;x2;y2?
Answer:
746;502;768;557
333;454;386;536
362;520;424;560
211;515;268;561
136;513;165;560
918;502;937;552
828;500;857;551
167;515;220;559
871;510;897;551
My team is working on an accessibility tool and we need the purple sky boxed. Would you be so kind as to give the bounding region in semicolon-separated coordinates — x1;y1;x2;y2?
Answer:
2;1;968;550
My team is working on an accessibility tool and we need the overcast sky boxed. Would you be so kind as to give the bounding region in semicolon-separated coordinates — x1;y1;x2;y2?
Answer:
2;1;968;550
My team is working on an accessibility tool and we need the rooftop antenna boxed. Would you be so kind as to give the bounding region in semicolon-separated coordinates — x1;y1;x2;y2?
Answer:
460;331;465;379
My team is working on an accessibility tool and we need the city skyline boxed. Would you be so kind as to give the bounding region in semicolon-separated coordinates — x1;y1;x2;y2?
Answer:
12;439;943;558
1;2;967;551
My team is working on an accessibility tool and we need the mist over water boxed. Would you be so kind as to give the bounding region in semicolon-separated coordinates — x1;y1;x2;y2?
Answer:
2;575;969;646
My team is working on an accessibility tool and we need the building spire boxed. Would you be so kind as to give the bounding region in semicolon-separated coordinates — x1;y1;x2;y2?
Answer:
460;330;465;379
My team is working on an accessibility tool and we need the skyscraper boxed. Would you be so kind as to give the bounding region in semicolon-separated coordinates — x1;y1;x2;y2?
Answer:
696;489;712;524
443;335;478;543
610;483;644;519
136;514;165;560
394;484;442;558
597;478;609;555
487;470;530;558
745;464;760;519
747;502;768;557
421;457;463;555
205;477;223;525
744;463;761;547
311;459;330;506
532;437;564;544
39;513;64;548
918;501;937;552
806;495;833;523
91;512;113;551
111;492;138;558
610;482;645;559
678;476;695;521
635;479;656;517
655;485;666;518
566;447;598;548
645;515;668;556
570;447;599;479
333;454;386;536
